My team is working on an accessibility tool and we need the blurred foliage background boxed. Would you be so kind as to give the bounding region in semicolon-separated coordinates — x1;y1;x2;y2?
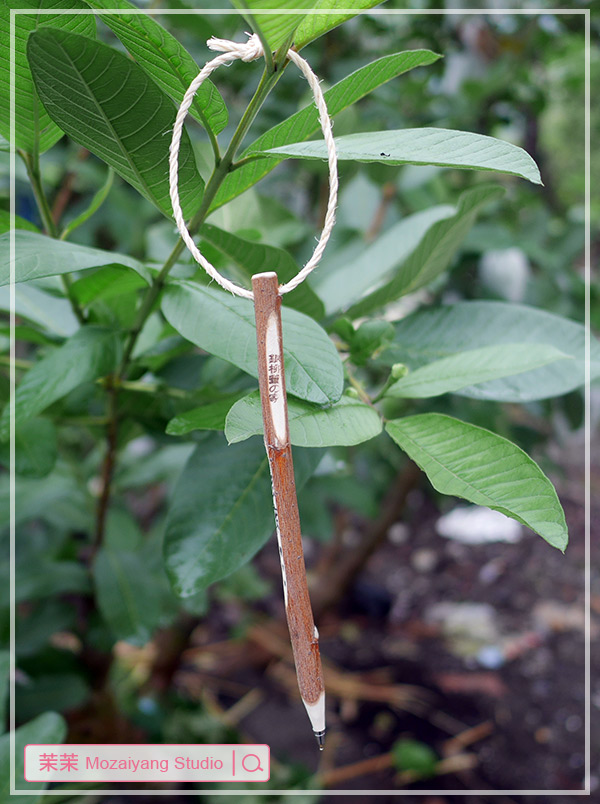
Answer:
0;0;596;799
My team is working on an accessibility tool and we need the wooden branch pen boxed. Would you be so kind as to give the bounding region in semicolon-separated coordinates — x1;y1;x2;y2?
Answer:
252;272;326;749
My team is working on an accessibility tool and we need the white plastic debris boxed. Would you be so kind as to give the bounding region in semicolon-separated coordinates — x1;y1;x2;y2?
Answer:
436;506;522;545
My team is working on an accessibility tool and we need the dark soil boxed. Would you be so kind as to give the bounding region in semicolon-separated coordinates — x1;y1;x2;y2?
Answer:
169;435;595;804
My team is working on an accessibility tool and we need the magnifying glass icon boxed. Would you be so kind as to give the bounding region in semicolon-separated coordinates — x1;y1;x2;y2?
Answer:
242;753;264;773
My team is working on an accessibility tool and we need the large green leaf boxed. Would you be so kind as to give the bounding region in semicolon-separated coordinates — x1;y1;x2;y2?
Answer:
263;128;542;184
385;344;571;399
199;223;325;319
385;301;598;402
347;185;504;318
226;391;382;446
0;230;150;286
386;414;568;551
161;280;343;404
0;712;67;802
314;205;454;315
93;545;161;645
212;49;441;210
0;326;121;437
164;434;321;596
28;28;203;218
0;0;96;154
85;0;227;135
294;0;385;49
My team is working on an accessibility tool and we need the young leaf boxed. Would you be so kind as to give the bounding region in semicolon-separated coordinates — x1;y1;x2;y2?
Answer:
84;0;228;136
231;0;312;51
213;49;441;209
164;434;322;596
27;28;204;218
225;391;382;447
294;0;386;49
263;128;542;184
199;223;325;319
166;392;247;436
0;230;150;286
0;0;96;154
0;326;121;437
161;280;343;404
0;712;67;802
384;344;571;399
347;185;504;318
93;546;162;645
386;414;568;551
314;204;454;315
384;301;599;402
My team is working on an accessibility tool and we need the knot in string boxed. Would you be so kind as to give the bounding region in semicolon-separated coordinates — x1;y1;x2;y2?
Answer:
207;32;264;63
169;35;338;301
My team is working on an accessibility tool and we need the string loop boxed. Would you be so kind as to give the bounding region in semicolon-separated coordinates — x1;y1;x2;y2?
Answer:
169;33;338;301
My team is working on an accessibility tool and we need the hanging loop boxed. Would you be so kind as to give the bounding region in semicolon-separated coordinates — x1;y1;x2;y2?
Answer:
169;33;338;301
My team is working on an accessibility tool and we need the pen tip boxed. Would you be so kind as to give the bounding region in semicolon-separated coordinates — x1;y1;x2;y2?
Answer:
314;729;326;750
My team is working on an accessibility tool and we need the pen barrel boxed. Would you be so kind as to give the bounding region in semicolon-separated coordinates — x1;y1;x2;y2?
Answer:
252;272;324;710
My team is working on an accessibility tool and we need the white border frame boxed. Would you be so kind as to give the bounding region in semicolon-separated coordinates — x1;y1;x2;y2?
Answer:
8;5;591;797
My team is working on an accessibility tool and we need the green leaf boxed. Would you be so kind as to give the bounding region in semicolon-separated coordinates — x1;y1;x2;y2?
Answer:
213;49;441;209
164;434;321;596
199;223;325;319
0;417;57;477
166;392;247;436
0;712;67;802
231;0;312;51
161;280;343;404
0;283;79;337
386;414;568;551
314;205;454;315
0;230;150;286
0;210;39;235
384;301;599;402
294;0;386;49
385;344;570;399
27;28;204;218
225;391;382;447
0;326;121;437
84;0;227;136
263;128;542;184
392;738;438;777
0;0;96;154
347;185;504;318
93;545;161;645
71;264;148;306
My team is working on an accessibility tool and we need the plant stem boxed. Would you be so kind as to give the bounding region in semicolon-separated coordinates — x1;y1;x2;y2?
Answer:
117;65;283;377
20;150;86;325
95;62;286;547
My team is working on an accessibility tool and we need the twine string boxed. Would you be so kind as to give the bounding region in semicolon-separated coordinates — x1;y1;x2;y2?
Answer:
169;33;338;301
